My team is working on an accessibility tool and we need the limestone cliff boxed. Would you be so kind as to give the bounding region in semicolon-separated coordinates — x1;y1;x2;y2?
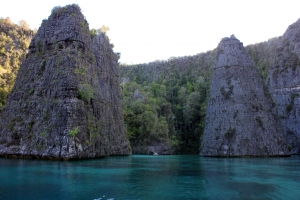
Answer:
200;35;289;157
0;4;131;160
267;18;300;154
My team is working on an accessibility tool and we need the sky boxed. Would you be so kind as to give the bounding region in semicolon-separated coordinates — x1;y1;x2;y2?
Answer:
1;0;300;64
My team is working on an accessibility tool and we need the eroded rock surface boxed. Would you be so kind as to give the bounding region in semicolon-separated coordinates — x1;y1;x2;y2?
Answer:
200;35;289;157
267;18;300;154
0;4;130;160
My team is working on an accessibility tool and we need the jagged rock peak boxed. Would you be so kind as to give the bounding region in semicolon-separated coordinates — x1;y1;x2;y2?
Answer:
200;36;289;157
283;18;300;40
230;34;237;39
279;18;300;59
0;4;131;160
28;4;92;59
214;35;254;69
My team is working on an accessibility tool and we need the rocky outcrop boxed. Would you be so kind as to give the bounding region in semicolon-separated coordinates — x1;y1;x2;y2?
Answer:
133;89;145;101
131;142;176;155
0;4;131;160
267;18;300;154
200;35;289;157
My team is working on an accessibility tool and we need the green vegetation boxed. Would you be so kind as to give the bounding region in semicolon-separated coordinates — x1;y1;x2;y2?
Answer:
120;51;213;153
246;37;280;81
0;15;296;154
74;68;85;76
122;85;174;147
78;83;94;103
80;20;85;30
90;29;97;39
51;4;81;16
120;37;286;153
69;127;79;137
99;25;110;34
0;17;34;111
90;25;110;39
87;114;97;141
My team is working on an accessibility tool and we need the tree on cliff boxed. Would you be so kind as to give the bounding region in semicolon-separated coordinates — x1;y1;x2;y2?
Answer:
99;25;110;34
90;25;110;39
0;18;34;111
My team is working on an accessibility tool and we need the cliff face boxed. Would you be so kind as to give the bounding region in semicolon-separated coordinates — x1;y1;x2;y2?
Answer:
2;7;300;156
267;18;300;154
200;35;289;157
0;4;130;160
118;17;300;155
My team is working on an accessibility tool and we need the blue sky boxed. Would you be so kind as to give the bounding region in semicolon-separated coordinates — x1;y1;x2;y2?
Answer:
1;0;300;64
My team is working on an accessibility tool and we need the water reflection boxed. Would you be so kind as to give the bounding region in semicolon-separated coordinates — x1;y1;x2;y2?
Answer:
0;155;300;199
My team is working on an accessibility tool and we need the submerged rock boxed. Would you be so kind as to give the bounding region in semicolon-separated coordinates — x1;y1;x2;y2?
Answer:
200;35;289;157
0;4;131;160
267;18;300;154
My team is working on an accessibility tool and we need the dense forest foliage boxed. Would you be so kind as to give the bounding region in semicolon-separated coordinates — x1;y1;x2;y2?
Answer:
245;37;280;81
0;17;280;153
120;37;281;154
120;51;215;153
0;18;34;111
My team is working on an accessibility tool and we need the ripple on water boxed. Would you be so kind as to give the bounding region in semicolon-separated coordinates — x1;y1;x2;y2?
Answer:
0;155;300;199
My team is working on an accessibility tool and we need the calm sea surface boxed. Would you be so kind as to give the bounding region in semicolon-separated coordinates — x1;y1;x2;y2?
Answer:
0;155;300;200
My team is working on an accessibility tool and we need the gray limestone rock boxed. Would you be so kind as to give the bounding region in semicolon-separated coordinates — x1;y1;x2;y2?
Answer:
267;18;300;154
0;4;131;160
200;36;289;157
131;142;176;155
133;89;145;101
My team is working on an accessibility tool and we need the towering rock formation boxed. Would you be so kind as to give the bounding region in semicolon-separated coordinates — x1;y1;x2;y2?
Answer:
0;4;131;159
267;18;300;154
200;35;289;157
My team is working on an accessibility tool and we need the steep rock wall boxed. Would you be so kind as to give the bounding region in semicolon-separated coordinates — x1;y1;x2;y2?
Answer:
200;35;289;157
267;18;300;154
0;4;130;160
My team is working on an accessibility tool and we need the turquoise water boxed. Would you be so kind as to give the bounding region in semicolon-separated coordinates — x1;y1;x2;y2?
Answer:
0;155;300;200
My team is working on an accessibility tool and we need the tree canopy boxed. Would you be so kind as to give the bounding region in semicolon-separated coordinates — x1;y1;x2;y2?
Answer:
0;18;34;111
